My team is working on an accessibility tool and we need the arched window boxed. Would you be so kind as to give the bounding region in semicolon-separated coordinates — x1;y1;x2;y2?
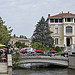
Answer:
66;26;72;33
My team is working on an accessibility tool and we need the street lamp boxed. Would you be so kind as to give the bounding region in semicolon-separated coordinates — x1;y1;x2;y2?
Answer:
7;36;11;54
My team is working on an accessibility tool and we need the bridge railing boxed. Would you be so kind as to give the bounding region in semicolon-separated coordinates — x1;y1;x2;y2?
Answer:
19;56;68;67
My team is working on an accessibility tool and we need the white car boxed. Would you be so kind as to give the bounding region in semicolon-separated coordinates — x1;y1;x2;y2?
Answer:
20;47;36;53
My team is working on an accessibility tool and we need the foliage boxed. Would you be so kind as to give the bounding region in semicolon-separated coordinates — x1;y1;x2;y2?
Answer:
49;48;53;51
15;41;28;48
13;34;16;38
32;16;54;48
11;34;18;38
56;52;61;56
12;52;21;69
11;34;27;39
55;46;61;52
0;17;13;44
19;35;27;39
31;42;46;50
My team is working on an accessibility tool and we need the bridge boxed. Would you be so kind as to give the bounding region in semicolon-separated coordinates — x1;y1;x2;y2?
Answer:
19;56;68;67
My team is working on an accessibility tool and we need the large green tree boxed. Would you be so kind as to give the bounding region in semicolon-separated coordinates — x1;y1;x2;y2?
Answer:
32;16;54;48
0;17;13;44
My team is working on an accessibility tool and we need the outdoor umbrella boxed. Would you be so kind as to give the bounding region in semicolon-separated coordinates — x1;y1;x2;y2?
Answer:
50;50;57;53
20;50;27;53
0;44;6;47
3;47;7;50
35;50;44;53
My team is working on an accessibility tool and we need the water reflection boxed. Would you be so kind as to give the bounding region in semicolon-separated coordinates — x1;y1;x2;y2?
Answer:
68;69;75;75
13;67;75;75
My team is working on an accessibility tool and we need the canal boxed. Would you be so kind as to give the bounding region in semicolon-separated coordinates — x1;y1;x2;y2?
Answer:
13;67;75;75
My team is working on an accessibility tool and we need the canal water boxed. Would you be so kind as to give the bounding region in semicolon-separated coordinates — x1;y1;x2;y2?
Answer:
13;67;75;75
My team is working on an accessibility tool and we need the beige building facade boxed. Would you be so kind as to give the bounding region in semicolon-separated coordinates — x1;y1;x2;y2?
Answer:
10;38;31;47
47;12;75;50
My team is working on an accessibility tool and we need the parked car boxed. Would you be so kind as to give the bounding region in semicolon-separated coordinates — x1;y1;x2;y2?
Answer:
61;49;75;57
61;51;68;57
20;47;36;53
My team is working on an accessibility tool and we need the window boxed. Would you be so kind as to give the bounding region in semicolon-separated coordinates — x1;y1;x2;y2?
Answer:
65;18;73;22
55;19;58;23
55;38;58;45
55;28;58;34
59;19;63;23
66;26;72;33
50;19;54;23
67;18;71;22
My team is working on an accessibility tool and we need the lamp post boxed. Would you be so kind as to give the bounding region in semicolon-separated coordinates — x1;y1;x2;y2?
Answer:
7;43;11;54
7;36;11;54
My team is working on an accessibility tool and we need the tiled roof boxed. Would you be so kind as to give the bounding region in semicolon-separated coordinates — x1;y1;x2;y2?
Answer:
11;38;31;41
50;13;75;17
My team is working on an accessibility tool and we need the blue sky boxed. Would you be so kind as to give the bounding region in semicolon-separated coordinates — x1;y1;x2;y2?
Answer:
0;0;75;38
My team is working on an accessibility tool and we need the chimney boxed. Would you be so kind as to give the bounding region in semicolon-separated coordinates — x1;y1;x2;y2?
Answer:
48;14;50;17
62;11;63;13
68;11;69;13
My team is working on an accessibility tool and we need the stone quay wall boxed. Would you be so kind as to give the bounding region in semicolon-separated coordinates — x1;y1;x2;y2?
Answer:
68;55;75;69
0;54;12;75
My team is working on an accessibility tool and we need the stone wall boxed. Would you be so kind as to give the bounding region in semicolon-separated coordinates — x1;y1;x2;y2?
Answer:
0;54;12;75
0;63;7;73
68;55;75;69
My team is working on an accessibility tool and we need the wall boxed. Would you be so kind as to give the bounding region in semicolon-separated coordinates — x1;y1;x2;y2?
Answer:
59;26;63;45
50;26;54;37
68;55;75;69
0;63;7;73
0;54;12;75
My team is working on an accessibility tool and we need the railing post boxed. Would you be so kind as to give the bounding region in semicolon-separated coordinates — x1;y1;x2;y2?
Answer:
7;54;12;75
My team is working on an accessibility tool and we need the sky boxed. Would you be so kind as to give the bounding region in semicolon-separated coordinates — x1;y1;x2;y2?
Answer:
0;0;75;38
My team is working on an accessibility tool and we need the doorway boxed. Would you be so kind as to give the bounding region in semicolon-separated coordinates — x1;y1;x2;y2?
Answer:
66;38;70;46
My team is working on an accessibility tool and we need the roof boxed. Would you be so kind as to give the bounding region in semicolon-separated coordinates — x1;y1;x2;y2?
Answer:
49;12;75;17
10;38;31;41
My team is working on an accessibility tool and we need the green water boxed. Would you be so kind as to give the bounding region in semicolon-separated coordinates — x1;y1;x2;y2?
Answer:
13;67;75;75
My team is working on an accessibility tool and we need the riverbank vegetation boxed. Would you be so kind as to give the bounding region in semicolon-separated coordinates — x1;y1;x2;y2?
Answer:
12;52;21;69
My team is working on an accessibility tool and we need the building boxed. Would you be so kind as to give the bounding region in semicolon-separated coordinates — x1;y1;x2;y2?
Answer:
10;38;31;47
47;12;75;50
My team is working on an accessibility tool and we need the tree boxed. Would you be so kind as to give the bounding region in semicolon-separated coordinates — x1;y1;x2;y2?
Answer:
13;34;16;38
32;16;54;48
15;41;28;48
19;35;27;39
12;34;18;38
31;42;46;50
55;46;61;52
0;17;13;44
